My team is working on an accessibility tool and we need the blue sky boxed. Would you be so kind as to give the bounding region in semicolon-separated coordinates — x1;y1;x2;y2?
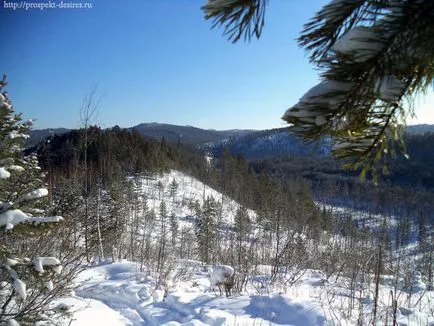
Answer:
1;0;433;130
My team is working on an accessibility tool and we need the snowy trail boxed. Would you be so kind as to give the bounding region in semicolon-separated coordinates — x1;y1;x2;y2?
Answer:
66;261;327;326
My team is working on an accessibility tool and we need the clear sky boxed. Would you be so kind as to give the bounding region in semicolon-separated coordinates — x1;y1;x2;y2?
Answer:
1;0;433;130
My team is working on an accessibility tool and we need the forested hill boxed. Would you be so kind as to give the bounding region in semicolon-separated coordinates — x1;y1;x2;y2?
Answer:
207;126;434;189
29;125;326;228
27;123;255;147
406;124;434;135
29;126;207;184
29;124;434;194
129;123;255;144
204;127;331;160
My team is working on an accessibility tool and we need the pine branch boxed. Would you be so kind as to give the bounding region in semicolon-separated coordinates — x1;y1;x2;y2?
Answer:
287;0;434;176
298;0;374;64
202;0;268;43
201;0;434;176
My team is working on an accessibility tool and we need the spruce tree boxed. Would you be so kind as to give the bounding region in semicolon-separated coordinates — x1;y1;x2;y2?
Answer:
0;75;63;324
194;196;217;263
169;178;179;202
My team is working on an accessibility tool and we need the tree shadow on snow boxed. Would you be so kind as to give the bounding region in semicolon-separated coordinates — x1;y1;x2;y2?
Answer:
244;295;326;326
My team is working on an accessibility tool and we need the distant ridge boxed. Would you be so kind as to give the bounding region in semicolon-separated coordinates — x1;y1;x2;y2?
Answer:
28;123;433;148
204;127;331;161
27;128;70;146
28;123;256;146
129;123;255;145
406;124;434;135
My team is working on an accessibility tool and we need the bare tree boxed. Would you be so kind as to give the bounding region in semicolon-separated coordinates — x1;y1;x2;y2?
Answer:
79;87;102;262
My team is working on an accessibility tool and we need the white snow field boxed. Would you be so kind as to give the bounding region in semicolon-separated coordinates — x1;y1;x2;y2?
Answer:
55;258;433;326
57;260;327;326
51;171;433;326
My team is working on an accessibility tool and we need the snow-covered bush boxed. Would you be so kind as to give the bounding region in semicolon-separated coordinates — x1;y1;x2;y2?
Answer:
0;75;64;325
209;264;235;297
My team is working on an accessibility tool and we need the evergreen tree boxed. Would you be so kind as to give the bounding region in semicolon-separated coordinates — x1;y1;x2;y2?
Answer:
157;201;168;273
156;180;164;200
195;196;217;263
170;212;178;249
202;0;434;178
234;206;250;243
169;178;179;201
233;206;250;267
0;75;64;324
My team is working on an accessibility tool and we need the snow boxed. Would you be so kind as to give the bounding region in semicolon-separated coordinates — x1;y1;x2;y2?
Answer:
21;188;49;201
33;257;62;273
299;80;354;107
333;26;385;62
55;261;327;326
6;258;18;266
333;137;374;150
0;208;63;230
45;280;54;291
209;264;234;287
6;320;20;326
57;297;131;326
6;165;25;172
8;130;29;139
0;209;29;227
138;170;256;227
283;80;354;124
58;259;434;326
45;171;433;326
323;0;359;22
152;289;166;302
375;75;404;102
315;115;327;126
13;278;27;301
204;154;212;168
0;166;10;179
411;271;426;293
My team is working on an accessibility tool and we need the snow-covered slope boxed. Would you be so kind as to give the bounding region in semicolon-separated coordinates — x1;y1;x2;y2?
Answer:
204;128;331;161
141;170;256;228
51;171;433;326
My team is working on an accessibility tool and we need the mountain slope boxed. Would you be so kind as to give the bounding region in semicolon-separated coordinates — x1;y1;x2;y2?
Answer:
27;128;70;146
130;123;255;145
406;124;434;135
27;123;255;147
205;127;331;161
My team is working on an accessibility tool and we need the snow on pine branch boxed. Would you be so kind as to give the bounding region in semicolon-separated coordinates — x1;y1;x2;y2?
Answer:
322;0;360;23
6;165;25;172
0;167;11;179
20;188;49;201
0;209;63;230
332;26;385;62
284;74;404;126
283;80;354;126
7;129;30;140
375;75;404;102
